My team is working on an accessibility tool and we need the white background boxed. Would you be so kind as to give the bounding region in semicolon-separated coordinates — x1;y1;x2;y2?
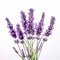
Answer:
0;0;60;60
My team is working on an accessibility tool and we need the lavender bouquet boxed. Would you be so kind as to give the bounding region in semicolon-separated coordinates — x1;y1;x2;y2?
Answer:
5;8;55;60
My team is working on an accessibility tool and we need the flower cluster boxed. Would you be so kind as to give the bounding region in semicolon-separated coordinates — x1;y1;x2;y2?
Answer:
5;8;55;60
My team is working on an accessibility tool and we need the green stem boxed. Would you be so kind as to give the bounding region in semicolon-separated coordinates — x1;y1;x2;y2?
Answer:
38;41;45;59
18;53;23;60
24;39;36;60
17;44;24;60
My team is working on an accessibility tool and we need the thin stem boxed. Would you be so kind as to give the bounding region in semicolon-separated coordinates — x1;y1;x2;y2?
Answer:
17;44;24;60
38;41;45;59
18;53;23;60
24;39;36;60
17;44;21;53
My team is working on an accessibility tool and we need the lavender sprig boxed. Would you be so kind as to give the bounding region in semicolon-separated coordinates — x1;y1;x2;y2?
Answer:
5;18;17;38
20;11;27;31
16;24;24;40
27;8;34;35
44;16;55;37
36;12;45;35
5;18;13;30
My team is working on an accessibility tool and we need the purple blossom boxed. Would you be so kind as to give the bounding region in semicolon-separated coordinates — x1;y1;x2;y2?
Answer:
43;38;48;41
16;24;24;40
28;8;34;21
9;30;17;38
36;37;41;40
20;11;27;31
27;36;35;39
5;18;17;38
27;23;34;35
44;16;55;36
5;18;13;30
14;40;19;44
27;8;34;35
36;12;45;35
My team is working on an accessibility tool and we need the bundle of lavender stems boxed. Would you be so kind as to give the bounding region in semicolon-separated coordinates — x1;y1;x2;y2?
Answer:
5;8;55;60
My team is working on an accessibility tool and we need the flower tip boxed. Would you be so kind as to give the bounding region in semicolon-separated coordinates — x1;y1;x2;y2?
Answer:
43;38;48;41
51;16;55;20
29;8;34;11
5;18;10;23
5;17;9;20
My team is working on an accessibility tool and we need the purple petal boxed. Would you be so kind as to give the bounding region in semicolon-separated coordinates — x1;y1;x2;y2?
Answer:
9;30;17;38
43;38;48;41
14;40;19;44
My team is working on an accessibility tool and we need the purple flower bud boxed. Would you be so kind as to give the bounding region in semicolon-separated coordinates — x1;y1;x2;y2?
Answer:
16;24;24;40
36;12;45;35
27;23;34;35
27;36;35;39
9;29;17;38
20;11;26;20
36;37;41;40
5;18;17;38
44;16;55;36
20;41;24;44
13;47;18;53
28;8;34;21
14;40;19;44
43;38;48;41
21;49;25;57
5;18;13;30
50;16;55;26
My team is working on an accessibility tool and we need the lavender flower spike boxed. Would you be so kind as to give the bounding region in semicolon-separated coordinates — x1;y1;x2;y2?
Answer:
5;18;13;30
16;24;24;40
5;18;17;38
36;12;45;35
28;8;34;21
20;11;27;30
44;16;55;36
27;8;34;35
